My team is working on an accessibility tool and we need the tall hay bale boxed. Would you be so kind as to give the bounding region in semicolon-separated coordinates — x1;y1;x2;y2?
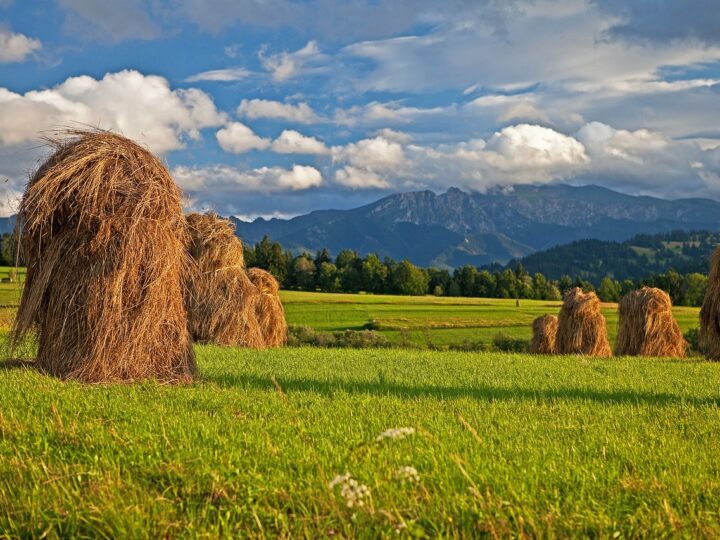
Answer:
12;130;196;382
247;267;287;347
616;287;685;358
700;247;720;360
185;212;265;347
530;314;558;354
556;287;612;356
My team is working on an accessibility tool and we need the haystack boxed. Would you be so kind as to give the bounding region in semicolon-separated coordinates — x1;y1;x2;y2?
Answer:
12;130;196;382
616;287;685;358
185;212;265;347
530;314;558;354
555;287;612;356
247;267;287;347
700;247;720;360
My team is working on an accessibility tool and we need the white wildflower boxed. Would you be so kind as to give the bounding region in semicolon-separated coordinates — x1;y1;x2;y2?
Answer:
329;472;371;508
394;466;420;483
376;427;415;442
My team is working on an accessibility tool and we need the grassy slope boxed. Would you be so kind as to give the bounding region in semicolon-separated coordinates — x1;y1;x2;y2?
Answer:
280;291;700;347
1;348;719;537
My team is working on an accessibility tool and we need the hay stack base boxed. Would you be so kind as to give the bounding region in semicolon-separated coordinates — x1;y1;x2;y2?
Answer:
185;212;267;348
616;287;685;358
700;247;720;360
247;267;287;347
556;288;612;357
12;130;196;382
530;314;558;354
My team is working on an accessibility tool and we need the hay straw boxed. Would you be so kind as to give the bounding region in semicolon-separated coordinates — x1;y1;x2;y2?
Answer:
700;247;720;360
185;212;265;347
247;267;287;347
616;287;685;358
555;287;612;356
12;130;196;382
530;314;558;354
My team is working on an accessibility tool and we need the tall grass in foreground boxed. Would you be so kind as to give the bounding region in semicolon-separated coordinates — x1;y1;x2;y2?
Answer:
1;347;719;537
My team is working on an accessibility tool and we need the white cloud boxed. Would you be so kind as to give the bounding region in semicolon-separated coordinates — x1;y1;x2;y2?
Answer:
0;27;41;63
334;166;390;189
271;130;329;154
237;99;319;124
173;163;322;193
216;122;270;153
185;68;251;82
497;101;551;124
58;0;158;43
259;40;326;82
334;101;449;127
0;70;225;154
334;136;407;171
371;128;412;144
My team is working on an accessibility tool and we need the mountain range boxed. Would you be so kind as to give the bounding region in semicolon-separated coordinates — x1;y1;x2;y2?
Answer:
232;184;720;268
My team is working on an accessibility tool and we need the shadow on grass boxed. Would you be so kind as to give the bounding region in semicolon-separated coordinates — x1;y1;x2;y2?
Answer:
0;359;36;370
202;372;720;407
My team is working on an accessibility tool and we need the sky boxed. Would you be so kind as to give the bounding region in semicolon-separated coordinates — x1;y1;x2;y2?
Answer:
0;0;719;219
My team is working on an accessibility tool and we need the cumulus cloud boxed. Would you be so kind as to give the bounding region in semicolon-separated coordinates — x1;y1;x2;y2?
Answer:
259;41;326;82
185;68;251;82
215;122;270;154
334;136;406;171
0;27;41;63
272;130;329;154
173;163;322;193
0;70;225;153
237;99;319;124
334;101;449;127
334;166;390;189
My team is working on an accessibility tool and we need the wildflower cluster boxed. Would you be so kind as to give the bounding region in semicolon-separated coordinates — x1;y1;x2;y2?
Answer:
375;427;415;442
329;473;371;508
394;466;420;483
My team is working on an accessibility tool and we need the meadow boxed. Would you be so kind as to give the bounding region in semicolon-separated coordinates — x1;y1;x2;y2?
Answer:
1;270;718;536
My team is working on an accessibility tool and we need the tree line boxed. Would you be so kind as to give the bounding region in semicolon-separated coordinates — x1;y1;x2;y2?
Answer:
245;235;710;307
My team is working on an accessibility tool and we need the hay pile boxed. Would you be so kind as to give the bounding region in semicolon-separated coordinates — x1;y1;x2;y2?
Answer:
700;247;720;360
616;287;685;358
185;212;285;347
530;314;558;354
247;267;287;347
12;130;196;382
555;287;612;356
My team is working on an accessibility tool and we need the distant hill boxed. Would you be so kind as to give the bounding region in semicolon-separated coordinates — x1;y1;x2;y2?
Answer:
0;216;15;235
492;230;720;283
233;184;720;268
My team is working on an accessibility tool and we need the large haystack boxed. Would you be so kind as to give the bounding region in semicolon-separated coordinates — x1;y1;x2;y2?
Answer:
12;130;196;382
556;287;612;356
247;267;287;347
616;287;685;358
700;247;720;360
185;212;265;347
530;314;558;354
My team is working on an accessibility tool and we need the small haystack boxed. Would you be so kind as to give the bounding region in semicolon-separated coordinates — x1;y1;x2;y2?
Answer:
12;130;196;382
556;287;612;356
616;287;685;358
700;247;720;360
530;314;558;354
247;267;287;347
185;212;265;347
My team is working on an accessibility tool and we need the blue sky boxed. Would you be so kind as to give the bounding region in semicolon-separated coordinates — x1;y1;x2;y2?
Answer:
1;0;719;219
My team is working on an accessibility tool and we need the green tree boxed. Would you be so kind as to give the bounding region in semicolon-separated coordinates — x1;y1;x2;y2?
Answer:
361;254;387;293
316;262;339;292
391;260;429;296
292;255;316;290
598;277;621;302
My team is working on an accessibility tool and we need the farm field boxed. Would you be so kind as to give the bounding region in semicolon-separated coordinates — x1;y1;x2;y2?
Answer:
1;347;720;536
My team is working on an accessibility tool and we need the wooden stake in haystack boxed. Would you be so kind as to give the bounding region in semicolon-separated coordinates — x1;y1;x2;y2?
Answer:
700;247;720;360
555;287;612;356
530;314;558;354
247;267;287;347
616;287;685;358
185;212;286;347
12;130;196;382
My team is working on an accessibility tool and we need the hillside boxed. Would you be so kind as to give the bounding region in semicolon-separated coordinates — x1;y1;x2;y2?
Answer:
495;230;720;282
233;185;720;268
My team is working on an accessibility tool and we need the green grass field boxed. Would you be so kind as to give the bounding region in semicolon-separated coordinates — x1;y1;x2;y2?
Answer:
0;280;715;536
1;348;720;537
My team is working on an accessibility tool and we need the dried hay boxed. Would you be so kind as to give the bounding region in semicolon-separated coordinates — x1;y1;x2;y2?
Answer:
616;287;685;358
11;130;196;382
700;247;720;360
247;267;287;347
555;287;612;356
185;212;265;347
530;314;558;354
